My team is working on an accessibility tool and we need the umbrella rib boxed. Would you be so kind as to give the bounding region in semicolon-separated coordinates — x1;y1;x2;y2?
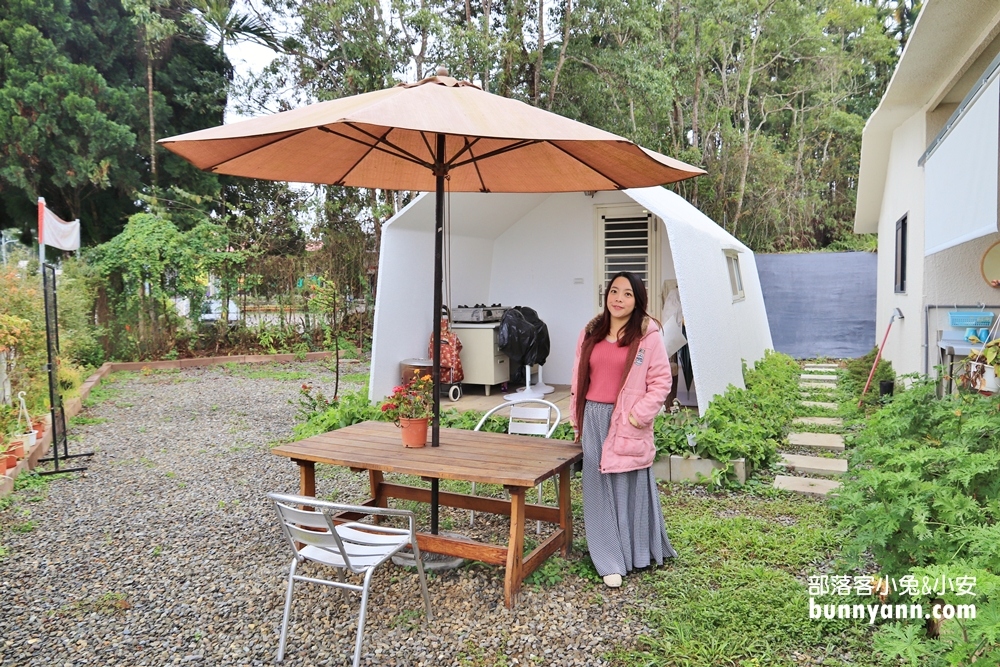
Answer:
326;126;394;185
545;141;627;189
202;130;305;171
420;132;437;166
448;139;538;170
319;125;433;169
446;137;482;165
460;139;489;193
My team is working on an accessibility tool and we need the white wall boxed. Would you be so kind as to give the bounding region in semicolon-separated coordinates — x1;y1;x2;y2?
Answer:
876;113;927;376
489;191;634;384
924;232;1000;371
629;187;772;412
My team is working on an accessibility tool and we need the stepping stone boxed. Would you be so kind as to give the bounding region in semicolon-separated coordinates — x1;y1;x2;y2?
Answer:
800;382;838;390
788;432;844;451
792;416;843;427
801;401;838;410
804;364;839;370
800;374;839;382
773;475;841;496
780;454;847;477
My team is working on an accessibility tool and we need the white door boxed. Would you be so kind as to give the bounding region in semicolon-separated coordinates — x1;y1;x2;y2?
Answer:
594;205;662;319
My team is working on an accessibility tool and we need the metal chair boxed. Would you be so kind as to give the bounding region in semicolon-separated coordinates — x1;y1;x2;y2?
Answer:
471;398;562;534
267;492;433;666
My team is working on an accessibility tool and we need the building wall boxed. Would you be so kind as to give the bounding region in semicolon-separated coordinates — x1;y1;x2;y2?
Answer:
489;190;633;385
924;232;1000;373
876;113;927;375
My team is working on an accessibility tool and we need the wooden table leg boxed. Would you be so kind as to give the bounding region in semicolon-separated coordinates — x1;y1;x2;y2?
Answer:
297;460;315;497
369;470;386;505
504;486;526;609
558;467;572;557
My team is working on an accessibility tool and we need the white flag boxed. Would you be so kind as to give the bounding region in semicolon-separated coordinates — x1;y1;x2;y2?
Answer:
41;203;80;251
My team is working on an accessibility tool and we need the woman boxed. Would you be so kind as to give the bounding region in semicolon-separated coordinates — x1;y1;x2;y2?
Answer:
569;271;678;588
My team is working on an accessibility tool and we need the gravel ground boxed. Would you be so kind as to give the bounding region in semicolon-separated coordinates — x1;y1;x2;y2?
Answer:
0;361;658;667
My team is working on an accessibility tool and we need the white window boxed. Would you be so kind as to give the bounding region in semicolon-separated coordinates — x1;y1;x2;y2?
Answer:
595;205;662;317
725;250;744;301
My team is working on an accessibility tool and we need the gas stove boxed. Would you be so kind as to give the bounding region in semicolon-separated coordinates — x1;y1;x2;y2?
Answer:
451;303;509;323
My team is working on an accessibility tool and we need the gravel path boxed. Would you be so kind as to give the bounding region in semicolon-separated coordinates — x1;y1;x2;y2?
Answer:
0;361;657;666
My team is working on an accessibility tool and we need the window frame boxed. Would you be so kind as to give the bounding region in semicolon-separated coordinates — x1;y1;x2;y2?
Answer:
724;250;745;302
894;214;907;294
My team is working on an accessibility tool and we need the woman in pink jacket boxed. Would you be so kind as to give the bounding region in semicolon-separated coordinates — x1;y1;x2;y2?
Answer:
569;271;677;588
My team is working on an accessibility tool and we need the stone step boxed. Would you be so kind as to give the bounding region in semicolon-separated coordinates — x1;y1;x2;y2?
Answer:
804;364;839;370
800;374;839;382
792;416;843;427
779;454;847;477
800;382;838;390
801;401;838;410
774;475;841;496
788;432;845;451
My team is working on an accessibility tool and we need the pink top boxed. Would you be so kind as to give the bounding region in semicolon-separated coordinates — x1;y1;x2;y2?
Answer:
585;339;629;403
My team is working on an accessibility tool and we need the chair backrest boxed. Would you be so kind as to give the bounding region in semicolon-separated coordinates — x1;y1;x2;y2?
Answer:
475;399;561;438
267;492;415;573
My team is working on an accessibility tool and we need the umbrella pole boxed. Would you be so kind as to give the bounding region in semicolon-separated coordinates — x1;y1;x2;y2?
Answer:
430;132;446;534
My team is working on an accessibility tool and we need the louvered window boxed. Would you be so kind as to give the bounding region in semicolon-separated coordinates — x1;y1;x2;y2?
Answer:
602;211;651;283
596;207;660;316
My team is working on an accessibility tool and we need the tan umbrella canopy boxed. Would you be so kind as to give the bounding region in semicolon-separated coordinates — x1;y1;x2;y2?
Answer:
161;72;703;192
161;69;704;532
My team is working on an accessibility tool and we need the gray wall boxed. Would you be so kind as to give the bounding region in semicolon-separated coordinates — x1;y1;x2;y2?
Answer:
756;252;877;359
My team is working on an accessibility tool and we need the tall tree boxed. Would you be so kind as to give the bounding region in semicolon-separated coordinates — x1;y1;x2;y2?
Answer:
123;0;177;190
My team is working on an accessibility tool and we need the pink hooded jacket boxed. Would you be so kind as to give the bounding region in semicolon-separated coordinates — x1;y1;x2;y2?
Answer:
569;316;673;474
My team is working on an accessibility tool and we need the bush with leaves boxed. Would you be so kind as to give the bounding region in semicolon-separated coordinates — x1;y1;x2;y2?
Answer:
843;346;895;410
832;377;1000;665
655;350;800;474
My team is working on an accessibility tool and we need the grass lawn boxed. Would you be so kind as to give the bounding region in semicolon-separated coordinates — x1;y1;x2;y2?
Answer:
613;484;887;667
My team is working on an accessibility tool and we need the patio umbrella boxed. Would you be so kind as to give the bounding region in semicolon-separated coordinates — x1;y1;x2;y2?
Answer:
160;68;705;532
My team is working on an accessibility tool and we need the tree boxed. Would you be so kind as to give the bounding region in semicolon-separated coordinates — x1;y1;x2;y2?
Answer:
0;0;230;245
122;0;176;190
0;13;136;237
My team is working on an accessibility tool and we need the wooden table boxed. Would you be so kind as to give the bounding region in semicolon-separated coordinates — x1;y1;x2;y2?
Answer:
271;421;582;608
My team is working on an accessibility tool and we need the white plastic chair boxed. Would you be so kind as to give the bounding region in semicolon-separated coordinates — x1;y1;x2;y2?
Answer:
268;492;433;666
471;398;562;534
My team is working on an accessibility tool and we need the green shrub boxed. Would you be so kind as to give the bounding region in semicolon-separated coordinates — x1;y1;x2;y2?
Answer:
843;347;894;410
654;350;799;475
292;388;387;439
832;378;1000;665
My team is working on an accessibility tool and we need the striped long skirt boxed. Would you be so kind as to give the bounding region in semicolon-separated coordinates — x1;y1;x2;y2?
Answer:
581;400;678;577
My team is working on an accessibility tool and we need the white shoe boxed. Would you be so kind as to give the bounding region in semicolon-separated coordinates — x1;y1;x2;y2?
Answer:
603;573;622;588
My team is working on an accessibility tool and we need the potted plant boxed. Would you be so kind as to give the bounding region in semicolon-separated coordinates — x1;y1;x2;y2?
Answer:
380;374;434;447
964;339;1000;394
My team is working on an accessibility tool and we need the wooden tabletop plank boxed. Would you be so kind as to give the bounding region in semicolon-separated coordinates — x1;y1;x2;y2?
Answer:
272;421;582;487
301;429;578;470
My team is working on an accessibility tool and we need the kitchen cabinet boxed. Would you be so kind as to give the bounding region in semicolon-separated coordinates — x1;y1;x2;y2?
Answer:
451;323;509;395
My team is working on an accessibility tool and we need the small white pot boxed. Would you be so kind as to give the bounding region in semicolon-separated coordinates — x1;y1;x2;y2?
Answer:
16;431;36;450
970;362;1000;394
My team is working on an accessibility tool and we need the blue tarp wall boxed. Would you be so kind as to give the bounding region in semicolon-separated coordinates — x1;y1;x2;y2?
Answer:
756;252;877;359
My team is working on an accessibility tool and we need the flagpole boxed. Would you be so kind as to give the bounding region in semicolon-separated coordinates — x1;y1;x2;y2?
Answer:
37;197;45;272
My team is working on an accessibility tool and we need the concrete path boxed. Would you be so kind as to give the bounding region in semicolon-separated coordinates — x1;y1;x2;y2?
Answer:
774;475;842;496
792;416;843;427
788;432;845;451
776;365;848;496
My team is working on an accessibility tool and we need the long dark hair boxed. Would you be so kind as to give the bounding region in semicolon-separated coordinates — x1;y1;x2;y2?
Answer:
585;271;650;348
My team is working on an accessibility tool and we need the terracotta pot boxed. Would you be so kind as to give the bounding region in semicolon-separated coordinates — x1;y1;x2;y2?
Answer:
33;420;46;438
2;450;15;473
9;438;26;459
399;417;429;448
